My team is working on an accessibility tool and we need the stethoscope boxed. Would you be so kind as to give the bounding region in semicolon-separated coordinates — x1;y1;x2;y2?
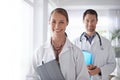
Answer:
80;32;104;50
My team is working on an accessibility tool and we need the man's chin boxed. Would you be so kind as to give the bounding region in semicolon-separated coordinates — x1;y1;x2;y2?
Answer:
88;29;95;32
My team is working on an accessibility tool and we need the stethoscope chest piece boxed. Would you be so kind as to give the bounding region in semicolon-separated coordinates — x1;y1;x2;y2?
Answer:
100;46;104;50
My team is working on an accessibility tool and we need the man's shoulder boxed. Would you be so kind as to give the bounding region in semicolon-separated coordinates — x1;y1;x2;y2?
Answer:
100;36;111;44
100;36;110;41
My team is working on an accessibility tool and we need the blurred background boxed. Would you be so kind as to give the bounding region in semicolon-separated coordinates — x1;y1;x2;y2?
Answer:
0;0;120;80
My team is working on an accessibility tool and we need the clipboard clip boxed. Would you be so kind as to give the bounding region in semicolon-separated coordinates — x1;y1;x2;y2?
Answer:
42;61;44;65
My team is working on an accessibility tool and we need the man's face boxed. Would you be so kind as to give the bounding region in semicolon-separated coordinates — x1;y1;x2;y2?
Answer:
83;14;98;33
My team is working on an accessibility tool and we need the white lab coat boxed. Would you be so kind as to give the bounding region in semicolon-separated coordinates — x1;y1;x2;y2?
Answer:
73;34;116;80
111;58;120;80
26;38;89;80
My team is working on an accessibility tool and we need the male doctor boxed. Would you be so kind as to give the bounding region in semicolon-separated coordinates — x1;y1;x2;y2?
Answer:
73;9;116;80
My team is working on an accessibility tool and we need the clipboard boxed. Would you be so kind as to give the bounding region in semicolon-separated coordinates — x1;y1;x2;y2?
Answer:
37;59;65;80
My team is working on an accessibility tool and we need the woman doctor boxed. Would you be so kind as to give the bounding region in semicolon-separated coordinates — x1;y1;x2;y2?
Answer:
26;8;89;80
73;9;116;80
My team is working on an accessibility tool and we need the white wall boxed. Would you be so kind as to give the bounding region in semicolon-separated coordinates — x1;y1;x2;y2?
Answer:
49;0;120;9
33;0;48;51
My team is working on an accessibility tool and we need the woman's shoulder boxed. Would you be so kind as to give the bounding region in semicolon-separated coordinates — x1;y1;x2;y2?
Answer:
73;36;80;43
68;39;83;56
34;41;49;57
36;40;51;51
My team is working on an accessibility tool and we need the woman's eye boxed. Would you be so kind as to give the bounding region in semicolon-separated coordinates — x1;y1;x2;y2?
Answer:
52;21;56;23
86;20;89;23
60;22;64;24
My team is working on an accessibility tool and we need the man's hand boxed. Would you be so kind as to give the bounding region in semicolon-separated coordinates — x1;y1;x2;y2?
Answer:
87;64;94;70
87;64;101;76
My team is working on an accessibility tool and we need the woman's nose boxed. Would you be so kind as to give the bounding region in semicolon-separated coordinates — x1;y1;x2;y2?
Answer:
55;23;60;29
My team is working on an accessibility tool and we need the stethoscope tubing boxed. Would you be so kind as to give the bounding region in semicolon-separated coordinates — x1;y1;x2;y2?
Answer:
80;32;103;50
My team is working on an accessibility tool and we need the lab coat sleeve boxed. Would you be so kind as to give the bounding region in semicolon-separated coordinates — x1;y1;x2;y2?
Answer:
26;47;42;80
100;43;116;80
74;47;90;80
116;58;120;77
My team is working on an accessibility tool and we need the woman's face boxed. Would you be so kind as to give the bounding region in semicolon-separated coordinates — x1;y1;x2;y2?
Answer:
83;14;97;33
49;12;68;36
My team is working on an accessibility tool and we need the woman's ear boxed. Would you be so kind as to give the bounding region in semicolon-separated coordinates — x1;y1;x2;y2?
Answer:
83;20;84;23
67;22;69;26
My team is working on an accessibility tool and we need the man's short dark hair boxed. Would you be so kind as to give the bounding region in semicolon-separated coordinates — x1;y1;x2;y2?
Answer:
83;9;98;20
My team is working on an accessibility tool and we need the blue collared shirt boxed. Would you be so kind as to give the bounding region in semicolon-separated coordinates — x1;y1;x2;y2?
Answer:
84;33;96;44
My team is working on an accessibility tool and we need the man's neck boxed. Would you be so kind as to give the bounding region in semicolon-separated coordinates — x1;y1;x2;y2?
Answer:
86;31;96;37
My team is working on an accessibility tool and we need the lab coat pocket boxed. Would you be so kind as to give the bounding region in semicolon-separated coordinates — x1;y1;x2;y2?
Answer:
94;50;107;66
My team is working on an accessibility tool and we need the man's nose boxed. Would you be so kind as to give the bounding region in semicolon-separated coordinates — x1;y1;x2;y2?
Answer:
88;22;92;26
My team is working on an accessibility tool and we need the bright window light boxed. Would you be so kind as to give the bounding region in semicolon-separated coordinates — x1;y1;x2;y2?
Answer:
0;0;33;80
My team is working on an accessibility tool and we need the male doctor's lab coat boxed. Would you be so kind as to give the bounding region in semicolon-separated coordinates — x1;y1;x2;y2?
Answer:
73;34;116;80
26;38;89;80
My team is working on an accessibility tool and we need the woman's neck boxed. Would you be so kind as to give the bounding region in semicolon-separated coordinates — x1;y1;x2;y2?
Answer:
52;35;66;48
51;34;66;61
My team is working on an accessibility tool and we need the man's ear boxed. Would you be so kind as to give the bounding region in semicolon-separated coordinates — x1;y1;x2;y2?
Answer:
96;20;98;24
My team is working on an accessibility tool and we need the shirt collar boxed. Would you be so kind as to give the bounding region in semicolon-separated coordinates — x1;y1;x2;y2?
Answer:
84;32;96;44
